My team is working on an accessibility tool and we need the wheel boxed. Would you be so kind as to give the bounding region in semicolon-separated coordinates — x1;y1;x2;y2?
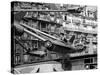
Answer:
44;40;52;48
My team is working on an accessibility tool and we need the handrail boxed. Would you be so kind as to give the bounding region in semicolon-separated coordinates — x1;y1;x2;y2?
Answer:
12;9;70;12
20;22;61;41
24;28;46;41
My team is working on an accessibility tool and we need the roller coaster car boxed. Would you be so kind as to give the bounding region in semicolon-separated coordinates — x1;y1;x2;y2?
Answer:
44;40;86;54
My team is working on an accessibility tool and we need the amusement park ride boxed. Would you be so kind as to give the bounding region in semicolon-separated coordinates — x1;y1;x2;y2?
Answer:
14;20;86;52
11;6;87;73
